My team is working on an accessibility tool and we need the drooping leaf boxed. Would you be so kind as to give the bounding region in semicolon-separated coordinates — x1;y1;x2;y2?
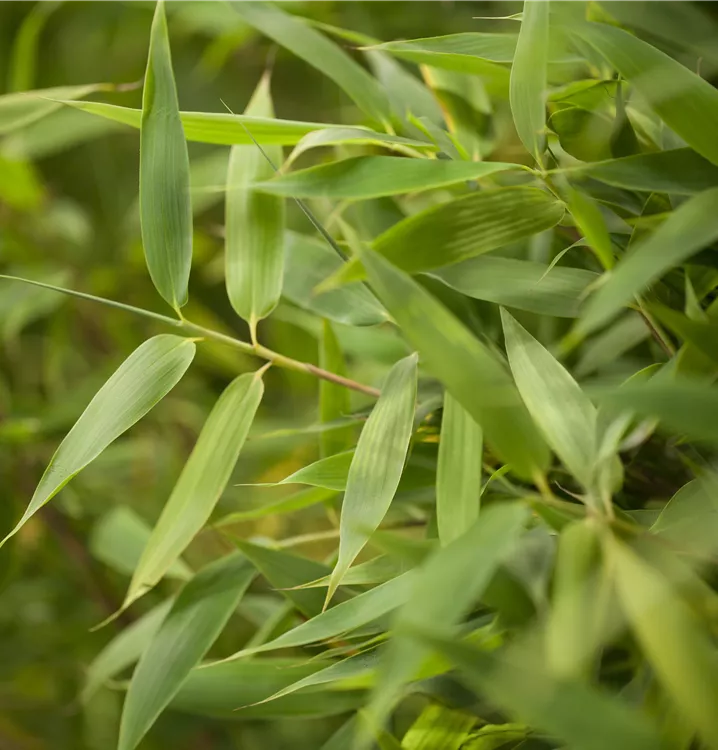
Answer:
649;303;718;367
330;187;565;285
569;20;718;166
254;157;519;200
232;2;391;126
320;321;353;457
364;503;529;736
82;600;173;703
567;186;614;269
1;335;195;547
432;255;597;318
124;370;264;607
118;553;254;750
401;704;477;750
608;537;718;750
226;74;285;330
436;391;482;545
578;188;718;336
502;309;597;490
359;247;549;479
510;0;549;164
326;354;418;604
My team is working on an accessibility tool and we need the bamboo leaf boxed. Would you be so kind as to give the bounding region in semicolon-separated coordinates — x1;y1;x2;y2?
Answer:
649;303;718;367
255;157;519;200
232;2;391;125
608;537;718;749
401;704;476;750
118;553;255;750
510;0;549;164
432;255;597;319
569;20;718;166
436;392;482;545
140;0;192;311
578;187;718;336
124;370;264;607
320;321;353;457
226;74;285;330
502;309;597;490
417;631;665;750
326;354;418;605
64;99;336;145
567;187;614;269
365;503;529;736
1;335;195;547
330;187;565;286
359;247;549;479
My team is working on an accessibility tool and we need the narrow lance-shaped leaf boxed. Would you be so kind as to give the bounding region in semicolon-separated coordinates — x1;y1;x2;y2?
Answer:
510;0;549;164
124;369;264;607
226;74;285;332
1;335;195;547
320;321;353;458
607;536;718;750
567;187;614;269
232;2;391;126
362;503;529;743
578;188;718;336
119;553;255;750
436;391;482;546
359;247;549;480
401;704;476;750
140;0;193;311
569;20;718;166
326;354;418;606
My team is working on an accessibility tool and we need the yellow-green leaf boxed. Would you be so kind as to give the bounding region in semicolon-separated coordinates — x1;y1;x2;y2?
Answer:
1;334;195;547
320;321;354;457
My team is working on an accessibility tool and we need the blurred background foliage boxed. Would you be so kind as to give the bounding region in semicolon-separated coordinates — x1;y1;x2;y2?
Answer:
3;2;718;749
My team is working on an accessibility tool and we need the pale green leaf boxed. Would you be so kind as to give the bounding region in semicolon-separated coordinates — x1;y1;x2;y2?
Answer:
140;0;192;311
608;537;718;750
1;335;195;547
255;157;519;200
567;187;614;269
432;255;597;318
502;309;597;490
436;391;482;545
226;74;284;328
214;487;337;525
118;553;254;750
320;321;354;457
326;354;418;604
232;2;391;125
569;21;718;166
401;704;476;750
359;247;549;479
578;188;718;335
125;370;264;607
575;313;649;377
510;0;549;163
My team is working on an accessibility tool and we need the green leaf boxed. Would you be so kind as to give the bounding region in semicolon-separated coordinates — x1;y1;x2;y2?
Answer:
510;1;549;163
569;21;718;166
464;724;528;750
567;187;614;269
436;392;482;545
1;335;195;547
64;99;335;145
283;231;387;327
273;449;354;491
578;187;718;336
575;312;649;377
232;2;391;125
365;503;529;736
0;83;108;135
326;354;418;604
359;247;549;479
649;304;718;367
608;537;718;750
320;321;353;457
124;370;264;607
550;106;613;162
255;157;519;200
214;487;337;524
89;506;191;580
82;600;173;703
331;187;565;285
226;74;284;330
401;704;476;750
140;0;192;311
502;309;597;490
417;631;665;750
118;553;254;750
220;572;416;662
432;255;597;318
